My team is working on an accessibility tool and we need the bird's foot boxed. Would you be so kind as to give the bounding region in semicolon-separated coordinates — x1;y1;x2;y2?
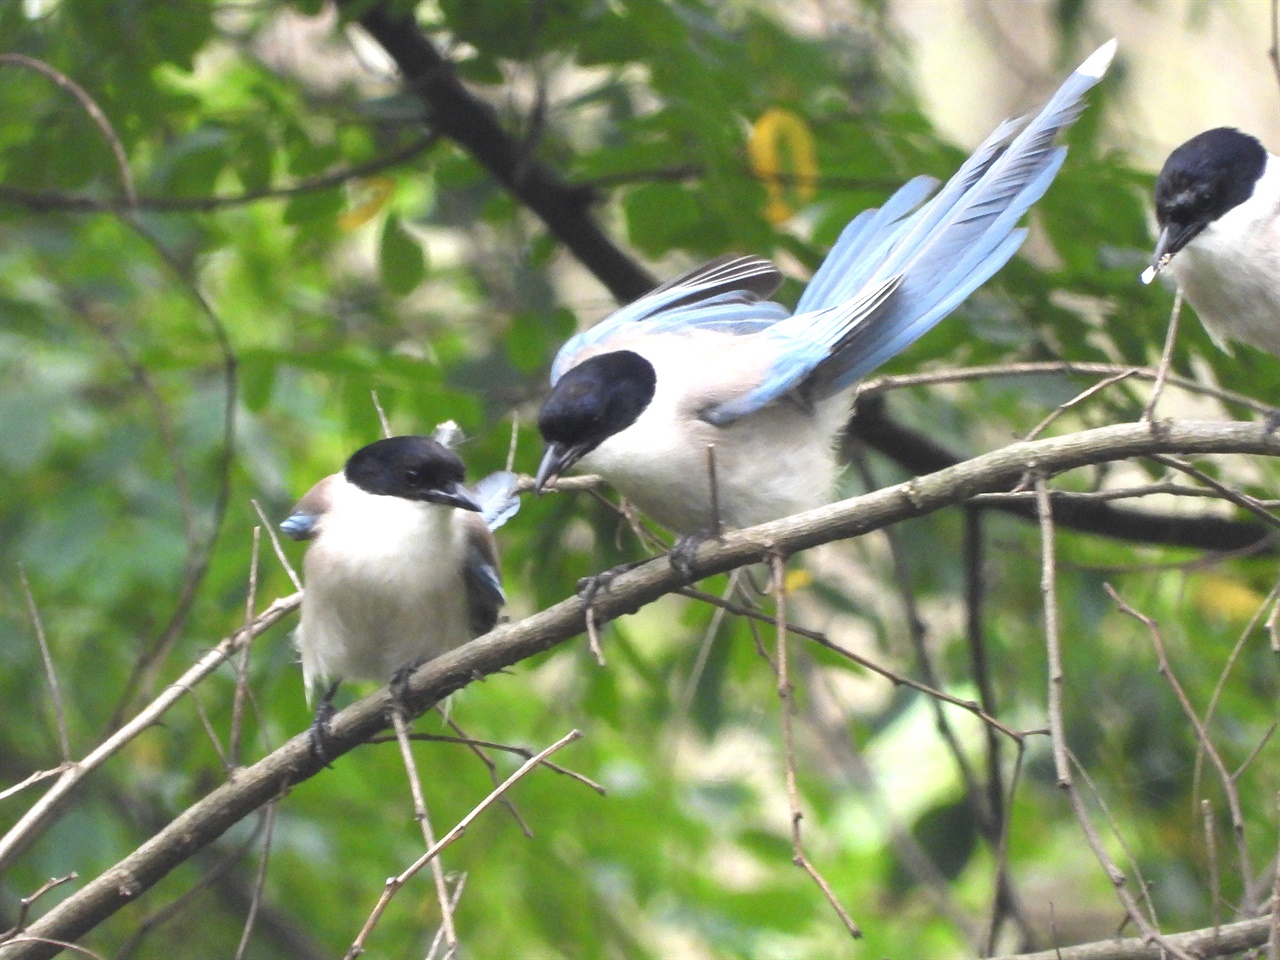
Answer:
577;558;651;606
389;659;426;718
669;530;715;581
308;681;341;767
1265;408;1280;435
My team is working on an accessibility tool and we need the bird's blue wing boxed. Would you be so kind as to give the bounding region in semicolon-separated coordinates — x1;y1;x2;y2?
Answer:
279;510;321;541
702;40;1115;425
550;254;791;383
463;539;506;636
471;470;521;531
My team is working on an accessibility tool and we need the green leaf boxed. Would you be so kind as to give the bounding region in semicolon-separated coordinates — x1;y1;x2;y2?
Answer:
379;213;427;296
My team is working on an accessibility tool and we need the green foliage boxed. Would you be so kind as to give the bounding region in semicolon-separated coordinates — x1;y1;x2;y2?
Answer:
0;2;1277;958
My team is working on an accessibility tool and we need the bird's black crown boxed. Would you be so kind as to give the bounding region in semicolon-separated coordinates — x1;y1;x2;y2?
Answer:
345;435;467;501
1154;128;1267;254
537;351;657;454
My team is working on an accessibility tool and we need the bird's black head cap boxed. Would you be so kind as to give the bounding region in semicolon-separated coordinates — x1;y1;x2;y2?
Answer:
535;351;656;490
1154;128;1267;255
345;435;479;510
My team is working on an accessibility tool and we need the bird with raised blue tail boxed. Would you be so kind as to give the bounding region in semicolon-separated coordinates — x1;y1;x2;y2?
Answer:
535;41;1117;543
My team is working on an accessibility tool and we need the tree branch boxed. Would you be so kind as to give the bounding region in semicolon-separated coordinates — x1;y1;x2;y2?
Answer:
849;398;1275;553
9;420;1280;958
339;0;656;302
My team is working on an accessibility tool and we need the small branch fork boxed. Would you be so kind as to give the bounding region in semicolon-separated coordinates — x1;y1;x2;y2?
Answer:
770;554;861;939
343;730;582;959
1034;476;1192;960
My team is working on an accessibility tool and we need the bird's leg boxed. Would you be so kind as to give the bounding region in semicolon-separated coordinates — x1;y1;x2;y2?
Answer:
669;443;725;580
309;680;342;766
389;658;426;719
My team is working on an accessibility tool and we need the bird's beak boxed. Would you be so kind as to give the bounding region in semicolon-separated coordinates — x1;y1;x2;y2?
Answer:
1141;225;1175;285
534;442;581;494
425;481;483;512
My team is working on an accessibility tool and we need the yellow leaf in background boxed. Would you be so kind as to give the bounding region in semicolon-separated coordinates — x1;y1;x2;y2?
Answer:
785;568;813;592
749;107;817;224
338;176;396;231
1194;574;1265;622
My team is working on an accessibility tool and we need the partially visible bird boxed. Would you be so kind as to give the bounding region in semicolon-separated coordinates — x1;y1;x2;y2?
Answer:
1142;127;1280;357
281;435;518;754
535;41;1116;539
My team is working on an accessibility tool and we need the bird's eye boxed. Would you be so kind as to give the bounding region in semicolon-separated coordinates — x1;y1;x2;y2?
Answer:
404;467;423;484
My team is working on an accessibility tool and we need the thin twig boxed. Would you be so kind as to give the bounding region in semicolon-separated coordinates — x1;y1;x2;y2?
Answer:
0;54;135;204
1144;289;1184;421
1036;477;1183;954
0;133;438;214
229;527;261;771
1025;369;1139;442
368;731;605;796
679;586;1027;741
232;799;279;960
0;593;300;872
1148;454;1280;532
505;414;519;473
0;766;72;805
344;730;582;960
18;567;70;762
770;554;861;939
1202;799;1220;947
424;874;468;960
857;360;1275;419
1106;583;1260;912
673;569;741;738
441;715;532;837
371;390;392;438
250;499;303;592
390;710;457;958
0;874;78;942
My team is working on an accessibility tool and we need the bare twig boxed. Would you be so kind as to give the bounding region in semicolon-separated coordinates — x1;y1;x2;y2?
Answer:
232;800;279;960
679;586;1027;741
390;710;457;957
0;54;135;204
857;360;1275;419
344;730;582;960
425;874;468;960
0;593;300;873
1144;289;1184;421
229;528;262;771
1107;583;1260;912
371;390;392;439
1202;799;1221;946
0;874;78;943
1036;477;1182;954
0;134;439;214
1148;454;1280;532
440;715;532;836
368;731;605;796
1025;369;1140;442
18;568;69;762
251;499;303;592
770;554;861;939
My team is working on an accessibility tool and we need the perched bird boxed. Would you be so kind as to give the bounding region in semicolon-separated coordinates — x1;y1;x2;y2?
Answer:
1142;127;1280;356
535;41;1115;539
281;435;518;751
